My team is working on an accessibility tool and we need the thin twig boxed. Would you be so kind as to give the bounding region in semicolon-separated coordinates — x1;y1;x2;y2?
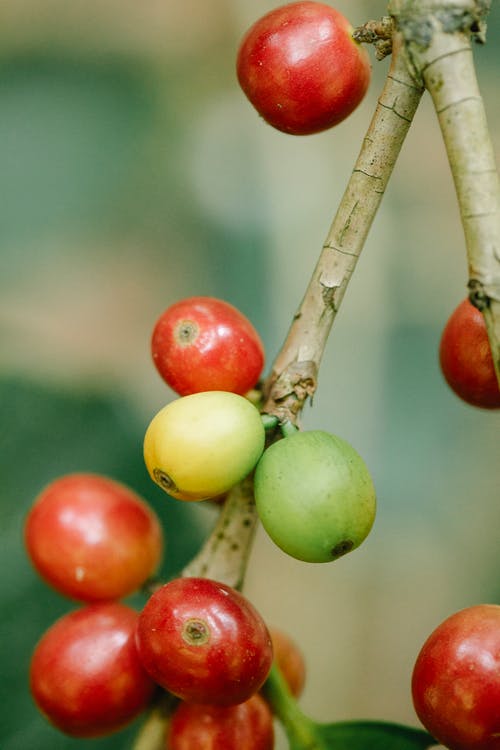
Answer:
391;0;500;385
131;692;179;750
169;14;428;607
130;6;500;748
262;31;425;423
132;708;168;750
180;474;258;590
178;31;427;592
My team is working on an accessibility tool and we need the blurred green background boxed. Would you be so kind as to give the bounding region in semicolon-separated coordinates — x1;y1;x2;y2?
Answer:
1;1;499;748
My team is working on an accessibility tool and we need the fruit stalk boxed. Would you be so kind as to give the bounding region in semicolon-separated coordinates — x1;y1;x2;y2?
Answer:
262;27;425;423
132;706;171;750
180;473;258;590
158;16;427;693
390;0;500;387
134;505;264;746
262;664;328;750
135;6;499;749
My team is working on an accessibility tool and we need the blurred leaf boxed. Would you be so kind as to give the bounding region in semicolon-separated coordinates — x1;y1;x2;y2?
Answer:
0;56;154;249
310;720;435;749
265;664;435;750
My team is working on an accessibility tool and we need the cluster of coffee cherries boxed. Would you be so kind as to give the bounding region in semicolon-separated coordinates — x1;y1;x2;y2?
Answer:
25;472;162;738
234;0;499;409
146;296;377;564
24;291;372;744
24;296;499;747
24;0;500;744
22;289;375;744
24;469;305;746
24;295;309;745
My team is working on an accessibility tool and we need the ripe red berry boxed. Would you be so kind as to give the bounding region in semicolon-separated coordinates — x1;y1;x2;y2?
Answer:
167;694;274;750
236;1;371;136
25;473;163;602
269;627;306;698
412;604;500;750
439;298;500;409
136;577;273;705
30;603;156;737
151;296;265;396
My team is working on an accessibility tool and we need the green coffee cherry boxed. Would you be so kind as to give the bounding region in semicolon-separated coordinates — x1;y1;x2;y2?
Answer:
254;430;376;563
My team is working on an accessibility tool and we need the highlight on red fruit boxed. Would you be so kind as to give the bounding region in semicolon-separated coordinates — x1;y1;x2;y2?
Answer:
439;297;500;409
25;473;163;602
151;296;265;396
236;1;371;135
269;627;306;698
136;577;273;705
167;694;274;750
411;604;500;750
30;603;156;738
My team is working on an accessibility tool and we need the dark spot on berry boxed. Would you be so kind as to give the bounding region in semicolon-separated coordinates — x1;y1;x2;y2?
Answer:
175;319;199;345
331;540;354;558
182;618;210;646
153;468;178;494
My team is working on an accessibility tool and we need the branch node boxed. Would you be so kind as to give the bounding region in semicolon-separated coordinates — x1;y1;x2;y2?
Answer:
353;16;395;60
264;361;318;423
392;1;491;51
468;278;491;311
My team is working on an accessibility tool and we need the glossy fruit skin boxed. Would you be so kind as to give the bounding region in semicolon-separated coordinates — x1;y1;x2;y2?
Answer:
411;604;500;750
254;430;376;563
24;473;163;602
143;391;265;501
236;1;371;135
269;627;306;698
151;296;265;396
439;298;500;409
167;694;274;750
30;603;156;738
136;577;273;705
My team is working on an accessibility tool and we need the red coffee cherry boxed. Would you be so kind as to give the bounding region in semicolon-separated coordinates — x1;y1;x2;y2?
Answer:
151;296;265;396
439;298;500;409
136;577;273;705
30;603;156;737
25;473;163;602
269;627;306;698
167;694;274;750
412;604;500;750
237;1;371;135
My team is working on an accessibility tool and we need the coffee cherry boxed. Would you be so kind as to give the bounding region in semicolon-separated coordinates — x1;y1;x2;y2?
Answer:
30;603;155;737
269;627;306;698
151;296;265;396
143;391;265;500
254;430;376;562
237;1;371;135
439;298;500;409
167;694;274;750
136;577;273;705
25;473;163;602
412;604;500;749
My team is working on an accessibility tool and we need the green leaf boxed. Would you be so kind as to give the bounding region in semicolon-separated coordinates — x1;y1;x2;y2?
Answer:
297;720;436;750
264;665;435;750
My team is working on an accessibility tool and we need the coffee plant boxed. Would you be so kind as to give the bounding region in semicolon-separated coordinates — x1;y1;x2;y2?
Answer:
22;1;500;749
